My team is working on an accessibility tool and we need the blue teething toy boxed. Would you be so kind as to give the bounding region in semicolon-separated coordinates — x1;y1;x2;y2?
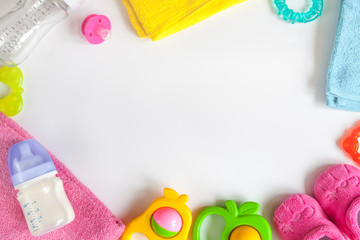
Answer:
274;0;323;23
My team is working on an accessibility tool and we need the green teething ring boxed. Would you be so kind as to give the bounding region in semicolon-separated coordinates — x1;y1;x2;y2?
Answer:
193;201;272;240
274;0;323;23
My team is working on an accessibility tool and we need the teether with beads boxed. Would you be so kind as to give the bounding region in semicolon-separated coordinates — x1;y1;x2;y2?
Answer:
0;66;23;117
122;188;192;240
193;200;272;240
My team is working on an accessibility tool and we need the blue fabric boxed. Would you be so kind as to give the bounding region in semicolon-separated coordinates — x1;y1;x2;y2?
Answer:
326;0;360;111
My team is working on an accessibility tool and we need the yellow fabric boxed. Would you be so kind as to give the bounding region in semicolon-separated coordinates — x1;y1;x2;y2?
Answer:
122;0;246;41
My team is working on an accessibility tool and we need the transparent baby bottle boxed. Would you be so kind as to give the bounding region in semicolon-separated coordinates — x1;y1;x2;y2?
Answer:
0;1;25;19
8;139;75;236
0;0;84;67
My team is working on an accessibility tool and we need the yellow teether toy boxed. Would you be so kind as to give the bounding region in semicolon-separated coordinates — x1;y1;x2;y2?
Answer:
0;66;23;117
122;188;192;240
230;225;261;240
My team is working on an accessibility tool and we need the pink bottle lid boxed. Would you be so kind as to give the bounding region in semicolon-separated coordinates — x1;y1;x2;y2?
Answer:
81;14;111;45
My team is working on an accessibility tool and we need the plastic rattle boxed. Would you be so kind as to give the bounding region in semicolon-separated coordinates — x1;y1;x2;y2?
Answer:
121;188;192;240
274;0;323;23
81;14;111;44
193;200;272;240
340;122;360;164
0;66;23;117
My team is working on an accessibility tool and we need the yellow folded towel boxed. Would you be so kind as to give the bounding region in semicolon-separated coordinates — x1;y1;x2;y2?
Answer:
122;0;246;41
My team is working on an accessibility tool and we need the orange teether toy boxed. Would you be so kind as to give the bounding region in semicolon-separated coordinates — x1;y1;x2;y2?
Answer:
340;122;360;164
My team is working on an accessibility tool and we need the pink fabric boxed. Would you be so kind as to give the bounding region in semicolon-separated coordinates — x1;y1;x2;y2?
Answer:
273;194;345;240
0;113;125;239
314;164;360;240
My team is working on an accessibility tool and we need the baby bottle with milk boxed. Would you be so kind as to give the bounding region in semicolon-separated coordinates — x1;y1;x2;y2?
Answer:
0;0;84;66
8;139;75;236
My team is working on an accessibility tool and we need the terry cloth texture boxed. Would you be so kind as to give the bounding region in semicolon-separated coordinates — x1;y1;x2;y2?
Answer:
0;113;125;239
122;0;246;41
326;0;360;111
273;194;346;240
314;164;360;240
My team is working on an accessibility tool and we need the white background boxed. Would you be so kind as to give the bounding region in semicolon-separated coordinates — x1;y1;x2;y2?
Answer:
3;0;358;239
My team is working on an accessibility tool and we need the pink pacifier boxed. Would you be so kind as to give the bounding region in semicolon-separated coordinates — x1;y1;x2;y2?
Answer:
81;14;111;45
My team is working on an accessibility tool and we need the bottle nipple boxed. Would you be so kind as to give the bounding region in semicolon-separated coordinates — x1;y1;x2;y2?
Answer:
81;14;112;45
19;142;33;158
8;140;57;187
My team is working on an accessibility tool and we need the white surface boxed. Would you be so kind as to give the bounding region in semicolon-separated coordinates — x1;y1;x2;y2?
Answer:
0;81;11;99
5;0;356;239
63;0;84;9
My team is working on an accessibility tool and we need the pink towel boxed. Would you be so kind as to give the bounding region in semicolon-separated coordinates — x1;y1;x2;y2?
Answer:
0;113;125;239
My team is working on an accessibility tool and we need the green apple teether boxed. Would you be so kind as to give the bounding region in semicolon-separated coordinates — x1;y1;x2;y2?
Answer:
193;200;272;240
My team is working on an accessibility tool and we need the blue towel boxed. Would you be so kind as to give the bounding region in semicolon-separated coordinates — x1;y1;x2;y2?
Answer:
326;0;360;111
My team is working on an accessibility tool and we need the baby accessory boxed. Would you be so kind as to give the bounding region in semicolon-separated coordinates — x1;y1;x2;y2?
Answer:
314;164;360;240
9;140;75;236
81;14;111;45
273;0;323;23
0;0;84;66
273;194;346;240
0;66;23;117
193;200;272;240
122;188;192;240
122;0;246;41
326;0;360;111
339;122;360;164
0;112;124;239
0;0;24;19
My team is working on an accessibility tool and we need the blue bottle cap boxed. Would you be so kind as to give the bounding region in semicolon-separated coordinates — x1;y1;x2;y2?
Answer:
8;139;57;186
